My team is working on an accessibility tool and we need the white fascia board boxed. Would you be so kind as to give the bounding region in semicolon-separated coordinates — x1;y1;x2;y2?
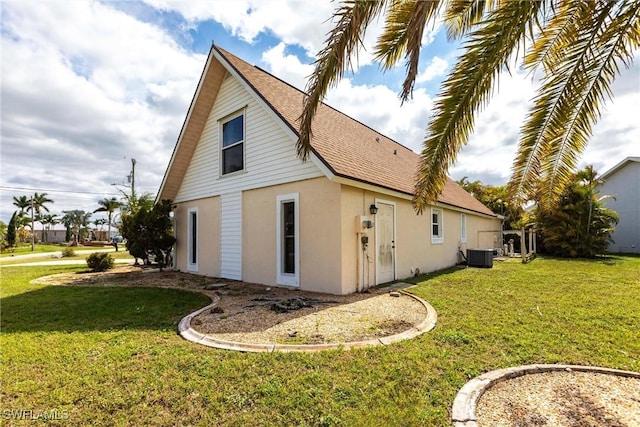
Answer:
157;48;218;203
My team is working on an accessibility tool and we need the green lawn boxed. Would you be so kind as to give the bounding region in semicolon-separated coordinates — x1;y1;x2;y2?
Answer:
1;244;115;258
1;244;68;257
0;250;133;266
1;257;638;426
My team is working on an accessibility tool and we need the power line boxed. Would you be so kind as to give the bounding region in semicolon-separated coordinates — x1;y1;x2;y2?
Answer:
0;186;121;196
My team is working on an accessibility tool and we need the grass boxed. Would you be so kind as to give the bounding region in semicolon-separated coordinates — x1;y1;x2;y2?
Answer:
0;250;133;266
1;244;68;257
1;243;117;258
1;256;638;426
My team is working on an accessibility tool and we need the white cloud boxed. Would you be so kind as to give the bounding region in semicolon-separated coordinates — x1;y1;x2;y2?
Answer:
416;56;448;83
325;79;433;151
1;1;204;221
261;43;314;91
143;0;336;56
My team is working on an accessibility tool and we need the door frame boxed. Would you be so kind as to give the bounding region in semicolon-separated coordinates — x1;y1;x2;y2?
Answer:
276;192;300;287
374;198;397;286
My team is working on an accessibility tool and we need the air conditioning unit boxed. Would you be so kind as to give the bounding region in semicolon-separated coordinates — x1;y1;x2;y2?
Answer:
467;249;493;268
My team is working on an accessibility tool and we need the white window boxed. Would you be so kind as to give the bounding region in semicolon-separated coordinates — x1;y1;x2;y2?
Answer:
460;213;467;243
276;193;299;286
220;111;245;175
187;208;198;271
431;207;443;244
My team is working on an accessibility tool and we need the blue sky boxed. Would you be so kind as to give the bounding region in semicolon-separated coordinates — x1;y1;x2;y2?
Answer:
1;0;639;226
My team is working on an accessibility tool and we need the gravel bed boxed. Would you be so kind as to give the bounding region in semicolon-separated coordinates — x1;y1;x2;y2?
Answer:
476;370;640;426
191;282;426;344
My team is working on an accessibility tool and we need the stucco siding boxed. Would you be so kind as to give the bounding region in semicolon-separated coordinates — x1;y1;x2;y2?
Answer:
339;185;501;289
339;186;375;293
174;197;220;277
174;76;322;203
600;161;640;253
243;177;344;294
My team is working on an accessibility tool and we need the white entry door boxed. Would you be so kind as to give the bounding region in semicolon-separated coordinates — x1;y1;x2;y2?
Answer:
376;202;395;284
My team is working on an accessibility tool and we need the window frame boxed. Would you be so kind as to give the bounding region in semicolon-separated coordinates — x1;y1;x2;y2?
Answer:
276;193;300;286
431;207;444;244
219;108;246;176
187;207;198;271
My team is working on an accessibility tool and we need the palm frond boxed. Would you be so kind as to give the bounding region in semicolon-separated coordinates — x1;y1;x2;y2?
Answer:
374;0;441;102
414;0;543;213
444;0;498;40
509;1;640;207
297;0;387;161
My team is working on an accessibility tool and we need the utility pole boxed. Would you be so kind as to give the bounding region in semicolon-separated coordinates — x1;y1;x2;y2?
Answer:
125;158;136;200
130;158;136;199
30;196;35;251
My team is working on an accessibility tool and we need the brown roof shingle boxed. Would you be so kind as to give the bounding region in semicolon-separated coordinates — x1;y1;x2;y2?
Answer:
213;46;496;217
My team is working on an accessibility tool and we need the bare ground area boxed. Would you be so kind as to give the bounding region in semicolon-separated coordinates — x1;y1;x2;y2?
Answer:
33;266;428;345
476;370;640;427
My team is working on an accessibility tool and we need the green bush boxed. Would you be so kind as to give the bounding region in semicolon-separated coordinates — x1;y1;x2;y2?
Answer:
86;252;114;272
61;247;75;258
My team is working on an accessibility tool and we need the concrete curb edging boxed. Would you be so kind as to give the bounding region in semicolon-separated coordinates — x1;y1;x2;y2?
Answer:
178;289;437;352
451;364;640;427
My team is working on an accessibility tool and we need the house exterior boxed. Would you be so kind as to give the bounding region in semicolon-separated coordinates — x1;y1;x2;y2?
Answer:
599;157;640;254
34;228;67;244
157;45;501;295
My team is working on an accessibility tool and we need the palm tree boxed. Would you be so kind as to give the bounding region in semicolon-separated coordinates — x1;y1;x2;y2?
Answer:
28;192;54;242
298;1;640;211
12;196;31;245
61;210;92;246
39;214;59;243
94;197;123;240
12;195;29;216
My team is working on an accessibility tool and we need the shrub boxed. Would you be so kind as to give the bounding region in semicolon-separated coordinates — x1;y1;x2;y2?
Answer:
61;247;75;258
86;252;114;272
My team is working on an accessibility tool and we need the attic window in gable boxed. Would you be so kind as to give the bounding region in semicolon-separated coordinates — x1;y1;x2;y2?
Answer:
220;110;245;175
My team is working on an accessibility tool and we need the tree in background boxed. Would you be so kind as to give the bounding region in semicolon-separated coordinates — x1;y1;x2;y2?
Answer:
120;192;154;216
536;166;617;258
7;212;17;248
12;195;29;215
120;199;175;270
39;214;59;243
297;1;640;211
94;197;123;240
1;220;9;248
457;178;523;230
29;192;54;241
61;210;92;246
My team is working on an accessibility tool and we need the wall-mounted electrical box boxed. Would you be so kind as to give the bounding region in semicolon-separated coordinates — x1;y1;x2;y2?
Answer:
355;215;374;233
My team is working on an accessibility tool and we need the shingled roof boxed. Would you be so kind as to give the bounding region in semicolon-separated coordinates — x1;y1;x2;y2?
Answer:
159;45;496;217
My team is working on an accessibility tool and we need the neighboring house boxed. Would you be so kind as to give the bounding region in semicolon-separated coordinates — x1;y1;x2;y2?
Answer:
157;45;501;295
599;157;640;254
34;228;67;244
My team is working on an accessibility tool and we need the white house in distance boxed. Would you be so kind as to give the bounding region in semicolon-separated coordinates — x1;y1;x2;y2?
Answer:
157;45;501;295
599;157;640;254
